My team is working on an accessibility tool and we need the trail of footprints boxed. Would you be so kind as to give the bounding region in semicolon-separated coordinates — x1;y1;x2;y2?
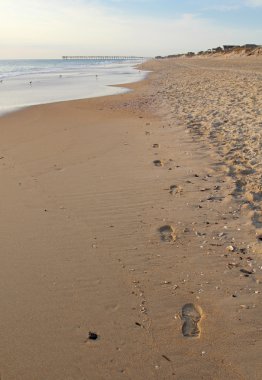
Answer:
158;223;203;337
144;64;262;341
151;153;259;339
150;136;203;338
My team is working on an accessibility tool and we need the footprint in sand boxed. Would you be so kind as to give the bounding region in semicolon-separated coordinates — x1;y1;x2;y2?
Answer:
153;159;163;167
169;185;183;195
252;212;262;228
152;143;159;148
159;225;176;242
169;185;178;194
181;303;202;338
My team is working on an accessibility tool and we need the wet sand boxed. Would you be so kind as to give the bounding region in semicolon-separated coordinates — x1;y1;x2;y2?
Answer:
0;57;262;379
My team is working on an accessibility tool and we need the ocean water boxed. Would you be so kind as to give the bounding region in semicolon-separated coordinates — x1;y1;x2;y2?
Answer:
0;58;148;116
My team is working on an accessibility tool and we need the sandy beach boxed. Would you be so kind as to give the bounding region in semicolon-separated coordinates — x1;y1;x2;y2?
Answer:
1;57;262;379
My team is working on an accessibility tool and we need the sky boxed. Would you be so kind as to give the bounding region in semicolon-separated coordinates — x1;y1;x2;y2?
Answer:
0;0;262;58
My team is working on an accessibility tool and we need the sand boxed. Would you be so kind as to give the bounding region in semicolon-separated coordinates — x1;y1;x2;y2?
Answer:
0;57;262;379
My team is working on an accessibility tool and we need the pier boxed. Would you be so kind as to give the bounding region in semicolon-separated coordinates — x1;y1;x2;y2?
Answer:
62;55;145;60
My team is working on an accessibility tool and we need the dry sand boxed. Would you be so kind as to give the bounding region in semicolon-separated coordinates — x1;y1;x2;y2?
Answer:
0;57;262;379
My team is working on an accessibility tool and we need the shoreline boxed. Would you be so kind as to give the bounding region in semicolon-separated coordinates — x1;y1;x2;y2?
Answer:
0;56;262;379
0;59;148;117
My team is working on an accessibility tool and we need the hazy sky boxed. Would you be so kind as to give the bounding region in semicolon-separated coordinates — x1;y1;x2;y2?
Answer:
1;0;262;58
